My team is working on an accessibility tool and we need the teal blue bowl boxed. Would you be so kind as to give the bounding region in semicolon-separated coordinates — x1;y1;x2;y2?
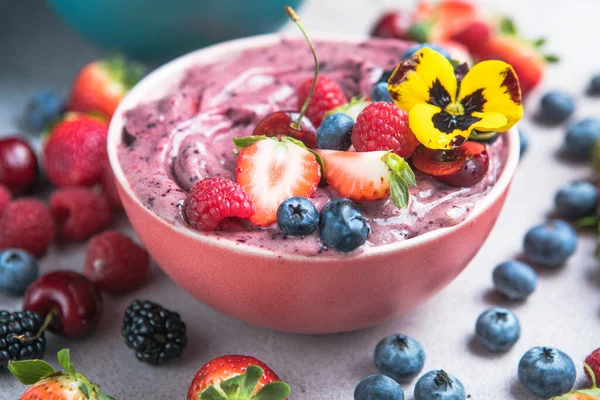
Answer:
46;0;304;62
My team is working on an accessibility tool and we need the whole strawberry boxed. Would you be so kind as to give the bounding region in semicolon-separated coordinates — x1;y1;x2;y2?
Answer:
43;113;109;187
9;349;114;400
0;199;55;257
187;354;290;400
68;56;144;119
297;76;348;127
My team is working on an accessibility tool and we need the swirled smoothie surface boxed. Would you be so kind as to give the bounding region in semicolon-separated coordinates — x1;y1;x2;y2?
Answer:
117;38;508;256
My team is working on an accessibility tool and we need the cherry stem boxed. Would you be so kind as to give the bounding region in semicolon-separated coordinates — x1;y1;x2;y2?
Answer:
285;6;319;130
16;309;57;343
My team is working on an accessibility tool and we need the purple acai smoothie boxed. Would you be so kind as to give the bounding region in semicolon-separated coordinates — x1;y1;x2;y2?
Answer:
117;38;508;256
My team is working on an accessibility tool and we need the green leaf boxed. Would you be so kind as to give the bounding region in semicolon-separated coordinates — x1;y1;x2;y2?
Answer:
57;349;76;375
239;365;263;398
232;135;270;149
499;17;517;36
324;96;370;121
253;382;292;400
199;386;227;400
544;54;560;63
220;374;243;396
389;175;410;209
470;131;499;142
97;394;116;400
79;383;90;399
406;21;432;43
532;37;546;48
383;153;416;187
282;137;326;178
8;359;55;385
575;216;599;229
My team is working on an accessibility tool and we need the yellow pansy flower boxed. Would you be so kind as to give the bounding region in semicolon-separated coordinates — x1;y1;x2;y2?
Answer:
388;48;523;150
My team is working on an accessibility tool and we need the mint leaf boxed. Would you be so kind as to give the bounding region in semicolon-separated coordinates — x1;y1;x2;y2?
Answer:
253;382;292;400
390;175;410;209
199;386;227;400
8;359;55;385
499;17;517;36
58;349;75;375
383;153;416;187
239;365;263;398
233;136;270;148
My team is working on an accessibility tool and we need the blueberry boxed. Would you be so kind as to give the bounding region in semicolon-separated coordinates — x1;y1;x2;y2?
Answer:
564;118;600;159
316;113;354;150
319;199;369;253
518;129;528;157
518;346;576;398
0;249;39;295
354;375;404;400
554;181;598;219
475;307;520;352
539;91;575;123
374;334;425;383
371;82;392;103
589;74;600;95
492;260;537;301
523;220;577;268
402;43;451;60
25;89;64;130
378;69;394;84
276;197;319;236
414;370;465;400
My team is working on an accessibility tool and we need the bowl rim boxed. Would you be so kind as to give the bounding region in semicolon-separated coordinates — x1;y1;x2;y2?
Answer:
107;32;520;261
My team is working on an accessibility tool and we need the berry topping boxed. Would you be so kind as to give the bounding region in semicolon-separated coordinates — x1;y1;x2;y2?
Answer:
84;231;150;294
492;260;537;301
0;137;39;194
589;74;600;95
585;348;600;383
0;184;12;215
277;197;319;237
23;271;103;338
326;97;371;121
374;334;425;383
450;20;492;55
319;199;369;253
371;10;413;40
0;310;46;370
183;177;255;231
101;167;123;210
370;82;393;103
0;249;39;296
316;113;354;150
187;354;289;400
565;118;600;160
475;307;520;353
24;89;65;131
253;111;317;148
554;181;598;219
317;149;416;207
411;141;490;187
50;187;113;242
235;137;321;227
523;220;577;268
540;91;575;124
518;347;576;398
122;300;187;366
354;375;405;400
0;199;55;258
297;76;348;127
43;113;109;187
414;370;465;400
351;102;419;158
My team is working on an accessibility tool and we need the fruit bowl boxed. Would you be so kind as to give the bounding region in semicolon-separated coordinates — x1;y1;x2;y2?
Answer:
107;33;520;334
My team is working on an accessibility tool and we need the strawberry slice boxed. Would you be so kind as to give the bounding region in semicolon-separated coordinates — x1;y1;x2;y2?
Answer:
235;136;321;226
317;150;416;208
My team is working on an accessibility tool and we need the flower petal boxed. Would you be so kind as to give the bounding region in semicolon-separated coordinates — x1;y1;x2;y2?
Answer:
458;60;523;132
471;111;508;131
388;48;458;112
409;103;474;149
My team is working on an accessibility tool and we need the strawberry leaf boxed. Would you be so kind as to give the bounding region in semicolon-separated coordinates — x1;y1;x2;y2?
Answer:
8;359;55;385
407;21;433;43
575;216;599;229
499;17;518;36
233;135;271;149
325;96;370;121
253;381;292;400
200;386;227;400
79;383;90;399
220;374;244;396
532;37;546;48
58;349;76;375
239;365;263;398
544;54;560;63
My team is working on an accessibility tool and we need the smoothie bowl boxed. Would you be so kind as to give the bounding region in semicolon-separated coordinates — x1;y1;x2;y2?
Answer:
107;32;521;334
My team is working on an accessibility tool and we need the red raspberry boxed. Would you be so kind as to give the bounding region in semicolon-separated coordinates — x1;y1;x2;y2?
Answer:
101;167;123;211
50;187;113;241
43;113;109;187
0;184;11;216
351;102;420;158
585;348;600;383
297;76;348;127
0;199;55;257
83;231;150;293
183;177;255;231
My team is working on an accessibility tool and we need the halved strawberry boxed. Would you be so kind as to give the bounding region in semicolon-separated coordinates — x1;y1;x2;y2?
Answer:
317;150;416;208
235;137;321;226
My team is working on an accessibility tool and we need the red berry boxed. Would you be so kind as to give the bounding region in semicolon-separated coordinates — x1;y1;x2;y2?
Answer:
585;348;600;383
100;167;123;210
297;76;348;127
23;270;103;337
0;199;55;257
253;111;317;148
83;231;150;294
0;184;11;216
43;113;109;187
50;187;113;242
451;20;492;55
0;137;38;193
371;10;413;39
183;177;255;231
351;102;420;158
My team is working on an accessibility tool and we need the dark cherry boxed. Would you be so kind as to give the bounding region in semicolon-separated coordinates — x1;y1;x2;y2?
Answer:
253;111;317;148
23;270;103;338
412;141;490;187
0;137;38;193
371;10;413;39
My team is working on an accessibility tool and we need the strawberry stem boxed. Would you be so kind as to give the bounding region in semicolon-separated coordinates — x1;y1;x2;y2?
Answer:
285;6;319;130
16;309;56;343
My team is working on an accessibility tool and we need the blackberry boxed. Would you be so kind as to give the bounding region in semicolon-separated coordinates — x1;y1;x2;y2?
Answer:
0;310;46;369
122;300;187;365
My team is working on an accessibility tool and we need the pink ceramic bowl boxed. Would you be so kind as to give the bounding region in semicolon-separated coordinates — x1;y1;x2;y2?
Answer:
107;33;520;334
